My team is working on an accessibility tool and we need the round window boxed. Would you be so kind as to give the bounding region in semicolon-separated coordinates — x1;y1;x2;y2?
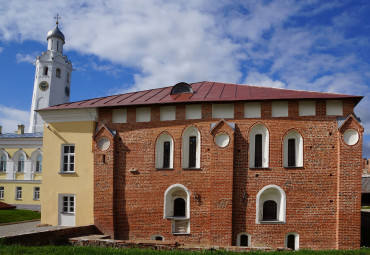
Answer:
215;133;230;148
97;137;111;151
343;129;359;146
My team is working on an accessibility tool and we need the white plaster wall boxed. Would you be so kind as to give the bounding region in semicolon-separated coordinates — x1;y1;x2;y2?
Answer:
272;101;288;117
299;101;316;116
326;100;343;115
212;103;234;119
112;109;127;123
136;107;151;122
185;104;202;119
160;106;176;121
244;102;261;118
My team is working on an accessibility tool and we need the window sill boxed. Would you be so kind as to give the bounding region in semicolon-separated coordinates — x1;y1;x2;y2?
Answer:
15;198;22;200
259;220;285;224
172;232;191;235
61;212;75;215
284;166;304;169
156;168;174;170
59;172;76;175
182;168;201;170
166;217;190;220
249;167;270;170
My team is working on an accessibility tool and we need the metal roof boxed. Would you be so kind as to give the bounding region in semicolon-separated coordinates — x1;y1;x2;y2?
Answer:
47;25;65;42
0;132;43;139
363;177;370;194
40;81;363;111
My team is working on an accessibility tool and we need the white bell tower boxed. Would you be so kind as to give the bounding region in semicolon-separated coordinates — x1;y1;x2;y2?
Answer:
29;15;73;133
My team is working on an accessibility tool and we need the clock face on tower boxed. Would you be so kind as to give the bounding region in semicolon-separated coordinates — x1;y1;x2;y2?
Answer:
39;81;49;91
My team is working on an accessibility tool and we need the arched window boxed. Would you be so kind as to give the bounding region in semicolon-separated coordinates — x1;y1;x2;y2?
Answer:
36;155;42;172
283;131;303;167
236;233;251;247
43;66;48;76
0;154;7;172
263;200;277;221
249;124;269;168
17;155;25;172
164;184;190;234
156;133;174;169
285;233;299;250
256;185;286;224
173;198;186;217
151;235;164;241
56;68;61;78
182;126;201;169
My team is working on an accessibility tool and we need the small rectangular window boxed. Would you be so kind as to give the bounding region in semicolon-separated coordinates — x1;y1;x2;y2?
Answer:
16;187;22;200
254;134;263;168
163;141;170;168
62;195;75;213
288;139;296;167
112;109;127;123
34;187;40;200
0;186;4;199
61;145;75;173
189;136;196;168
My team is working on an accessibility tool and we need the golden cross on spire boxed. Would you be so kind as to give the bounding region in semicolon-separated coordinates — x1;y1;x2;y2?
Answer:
54;13;61;25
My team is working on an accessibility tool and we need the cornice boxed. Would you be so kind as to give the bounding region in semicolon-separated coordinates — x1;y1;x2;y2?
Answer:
39;108;98;123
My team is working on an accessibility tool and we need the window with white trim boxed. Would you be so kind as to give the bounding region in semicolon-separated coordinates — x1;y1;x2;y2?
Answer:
283;131;303;167
35;155;42;172
237;232;251;247
56;68;61;78
15;187;22;200
156;133;174;169
17;155;25;172
151;235;164;241
256;185;286;224
34;187;40;200
164;184;190;234
0;154;6;172
62;145;75;173
182;126;201;169
0;186;4;199
285;233;299;250
62;195;75;213
249;124;269;168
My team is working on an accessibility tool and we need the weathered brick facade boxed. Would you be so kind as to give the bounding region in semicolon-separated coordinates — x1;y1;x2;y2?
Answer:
91;97;363;250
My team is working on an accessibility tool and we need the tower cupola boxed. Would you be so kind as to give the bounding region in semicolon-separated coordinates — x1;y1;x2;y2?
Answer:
47;15;65;54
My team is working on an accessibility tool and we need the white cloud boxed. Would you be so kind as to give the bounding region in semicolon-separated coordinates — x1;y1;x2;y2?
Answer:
0;47;3;53
15;53;36;64
0;105;29;134
244;71;286;88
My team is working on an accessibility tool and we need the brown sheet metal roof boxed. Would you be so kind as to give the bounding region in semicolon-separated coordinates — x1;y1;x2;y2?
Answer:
363;177;370;193
40;81;363;111
0;201;16;210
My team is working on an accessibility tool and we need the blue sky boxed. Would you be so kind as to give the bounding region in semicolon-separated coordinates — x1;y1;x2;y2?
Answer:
1;0;370;156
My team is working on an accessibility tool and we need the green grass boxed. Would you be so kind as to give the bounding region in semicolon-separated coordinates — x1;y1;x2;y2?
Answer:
0;246;370;255
362;206;370;209
0;209;40;224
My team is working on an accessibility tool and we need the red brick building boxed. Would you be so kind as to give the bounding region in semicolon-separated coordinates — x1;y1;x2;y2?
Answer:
42;81;363;250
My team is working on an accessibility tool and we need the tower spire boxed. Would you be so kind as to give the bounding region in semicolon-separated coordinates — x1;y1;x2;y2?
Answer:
54;13;61;26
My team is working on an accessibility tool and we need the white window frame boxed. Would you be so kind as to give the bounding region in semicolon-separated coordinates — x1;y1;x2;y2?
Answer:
33;187;40;200
61;144;75;173
15;186;22;200
256;185;286;224
0;186;4;199
61;195;75;214
283;130;303;168
17;155;25;172
182;126;201;169
236;232;251;247
249;124;269;168
285;232;299;250
35;155;42;172
0;153;7;172
156;132;174;169
164;184;190;219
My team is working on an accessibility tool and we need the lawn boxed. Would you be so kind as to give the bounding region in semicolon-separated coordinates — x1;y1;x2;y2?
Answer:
0;209;40;224
362;206;370;209
0;246;370;255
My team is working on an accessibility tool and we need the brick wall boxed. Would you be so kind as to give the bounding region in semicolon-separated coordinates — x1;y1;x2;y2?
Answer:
92;99;362;250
